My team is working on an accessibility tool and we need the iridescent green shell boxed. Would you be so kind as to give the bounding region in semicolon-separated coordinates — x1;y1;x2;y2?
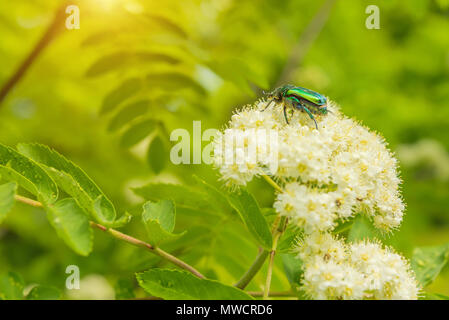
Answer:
283;86;327;106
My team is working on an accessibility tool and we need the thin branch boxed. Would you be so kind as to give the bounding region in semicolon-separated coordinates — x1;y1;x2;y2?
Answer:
0;2;69;106
234;249;269;289
263;216;287;299
262;175;283;193
15;194;205;279
14;195;43;208
275;0;337;87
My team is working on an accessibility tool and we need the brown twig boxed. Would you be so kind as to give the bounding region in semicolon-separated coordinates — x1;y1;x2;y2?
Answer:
14;194;205;279
0;3;69;106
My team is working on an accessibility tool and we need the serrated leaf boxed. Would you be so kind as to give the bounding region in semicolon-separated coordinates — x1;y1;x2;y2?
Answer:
142;200;184;246
281;254;303;288
120;118;158;148
411;243;449;287
0;144;58;204
101;78;142;114
17;143;126;227
115;279;136;300
227;188;272;250
108;100;151;132
193;175;233;214
0;272;24;300
146;73;206;95
136;269;253;300
0;181;17;224
147;135;167;174
133;183;217;216
45;198;93;256
26;286;61;300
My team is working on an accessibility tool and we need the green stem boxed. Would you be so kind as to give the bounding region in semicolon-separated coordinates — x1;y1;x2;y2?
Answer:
262;175;283;193
263;216;287;299
15;195;205;279
234;250;269;289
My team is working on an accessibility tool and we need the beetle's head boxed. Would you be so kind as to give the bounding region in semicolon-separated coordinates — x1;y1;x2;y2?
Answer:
265;87;283;101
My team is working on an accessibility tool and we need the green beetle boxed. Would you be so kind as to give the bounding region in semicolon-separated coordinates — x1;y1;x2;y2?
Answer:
264;85;328;129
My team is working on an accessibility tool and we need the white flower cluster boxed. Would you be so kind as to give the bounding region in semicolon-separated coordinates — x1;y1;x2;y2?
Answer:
213;97;418;300
298;232;419;300
213;99;404;232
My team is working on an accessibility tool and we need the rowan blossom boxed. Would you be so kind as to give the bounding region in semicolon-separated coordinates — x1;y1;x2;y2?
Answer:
213;99;405;232
297;232;419;300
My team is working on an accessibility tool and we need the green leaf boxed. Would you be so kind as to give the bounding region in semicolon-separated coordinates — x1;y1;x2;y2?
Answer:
107;100;151;132
193;175;233;214
101;78;142;114
142;200;184;246
146;73;206;95
45;198;93;256
26;286;61;300
0;272;24;300
227;188;272;250
0;144;58;204
146;14;188;38
0;181;17;224
347;215;378;242
17;143;126;227
86;51;180;77
120;118;158;148
277;225;298;253
147;135;167;174
133;183;218;216
115;279;136;300
281;254;303;288
136;269;254;300
411;243;449;287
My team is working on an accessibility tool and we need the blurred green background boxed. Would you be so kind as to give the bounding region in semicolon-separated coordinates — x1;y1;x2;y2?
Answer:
0;0;448;298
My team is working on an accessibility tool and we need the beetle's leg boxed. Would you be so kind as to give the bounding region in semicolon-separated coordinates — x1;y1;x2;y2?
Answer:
283;102;289;124
262;99;274;111
303;105;318;129
294;101;318;129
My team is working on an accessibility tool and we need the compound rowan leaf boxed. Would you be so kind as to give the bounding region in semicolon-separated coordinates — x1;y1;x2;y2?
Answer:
17;143;128;227
0;144;58;205
45;198;93;256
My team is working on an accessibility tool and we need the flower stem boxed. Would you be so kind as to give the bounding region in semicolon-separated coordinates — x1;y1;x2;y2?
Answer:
15;194;205;279
263;216;288;300
262;175;283;193
234;249;269;289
